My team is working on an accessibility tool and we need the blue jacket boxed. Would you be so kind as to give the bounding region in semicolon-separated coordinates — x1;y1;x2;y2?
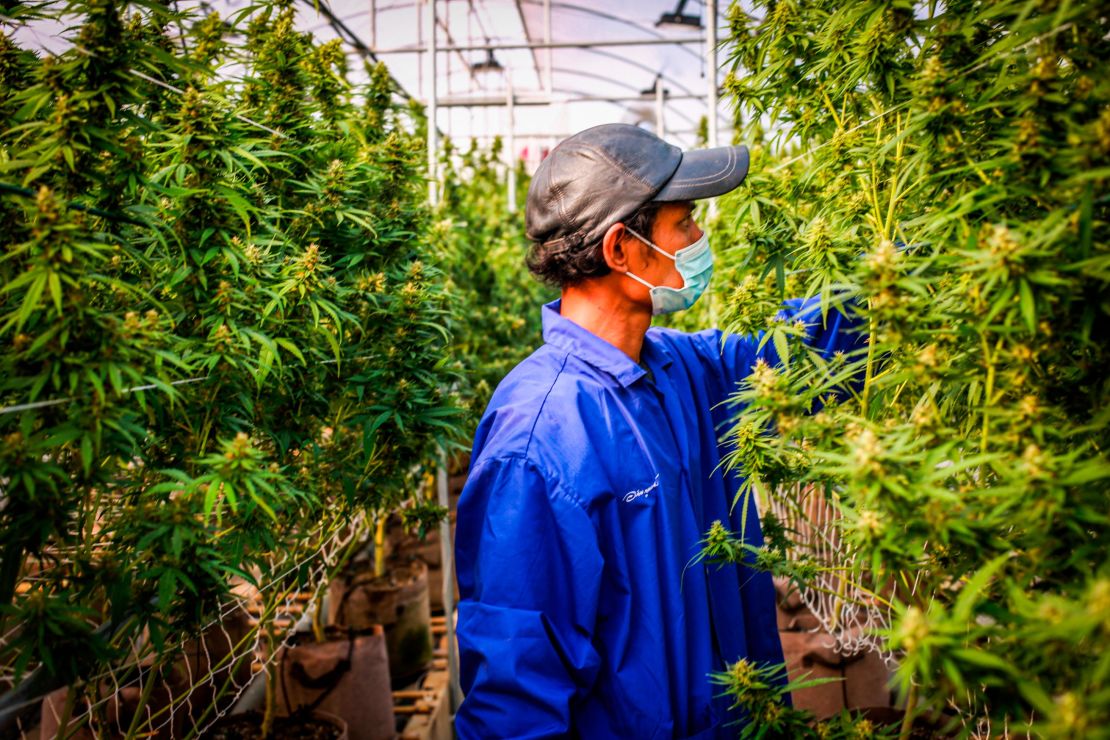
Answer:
455;297;865;739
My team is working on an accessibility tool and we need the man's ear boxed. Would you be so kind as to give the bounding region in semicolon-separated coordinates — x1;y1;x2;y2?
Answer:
601;222;630;272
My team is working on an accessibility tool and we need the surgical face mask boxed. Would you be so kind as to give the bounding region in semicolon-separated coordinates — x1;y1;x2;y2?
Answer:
622;226;714;315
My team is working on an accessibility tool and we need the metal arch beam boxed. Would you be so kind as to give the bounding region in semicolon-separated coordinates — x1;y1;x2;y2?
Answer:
435;86;700;136
316;5;488;90
548;66;655;96
545;71;699;128
363;0;698;50
519;0;701;62
307;0;706;145
545;88;698;146
510;0;545;93
360;0;702;60
557;47;697;97
437;91;707;105
303;0;420;103
372;37;704;53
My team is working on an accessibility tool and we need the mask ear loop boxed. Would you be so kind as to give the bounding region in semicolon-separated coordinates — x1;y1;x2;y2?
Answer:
623;270;657;291
624;225;677;262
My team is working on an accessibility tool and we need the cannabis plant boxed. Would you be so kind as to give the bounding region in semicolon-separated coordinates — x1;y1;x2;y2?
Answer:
437;137;554;425
702;1;1110;737
0;1;460;734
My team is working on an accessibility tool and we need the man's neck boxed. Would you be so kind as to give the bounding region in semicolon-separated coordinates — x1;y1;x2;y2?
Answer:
559;281;652;364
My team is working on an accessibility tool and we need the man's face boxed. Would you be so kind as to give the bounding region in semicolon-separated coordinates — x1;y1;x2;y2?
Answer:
623;201;702;291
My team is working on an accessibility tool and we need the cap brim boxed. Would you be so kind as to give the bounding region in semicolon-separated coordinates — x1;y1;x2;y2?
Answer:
653;144;750;202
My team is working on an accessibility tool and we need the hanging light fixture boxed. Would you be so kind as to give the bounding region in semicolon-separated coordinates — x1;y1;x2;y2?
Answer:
639;74;667;98
471;41;503;73
656;0;702;28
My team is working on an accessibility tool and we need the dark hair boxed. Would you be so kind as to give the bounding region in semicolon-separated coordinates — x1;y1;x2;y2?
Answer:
526;202;662;288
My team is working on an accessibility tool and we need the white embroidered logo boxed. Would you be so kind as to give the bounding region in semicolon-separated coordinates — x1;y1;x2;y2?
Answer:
623;475;660;503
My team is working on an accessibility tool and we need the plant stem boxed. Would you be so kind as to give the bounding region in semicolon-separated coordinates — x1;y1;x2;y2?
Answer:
311;588;326;643
262;653;277;738
177;617;269;740
899;681;918;740
261;591;279;740
374;516;387;578
54;681;81;740
981;333;994;455
861;300;877;416
424;469;436;501
123;664;158;740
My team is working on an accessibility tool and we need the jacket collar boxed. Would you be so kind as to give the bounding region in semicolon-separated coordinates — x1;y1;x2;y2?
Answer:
542;300;672;388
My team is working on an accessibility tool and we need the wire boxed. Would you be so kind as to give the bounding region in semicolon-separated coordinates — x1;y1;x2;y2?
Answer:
125;68;288;139
0;377;206;416
0;354;374;417
0;182;151;227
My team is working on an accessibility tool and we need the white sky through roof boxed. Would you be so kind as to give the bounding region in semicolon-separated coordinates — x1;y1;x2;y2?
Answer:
7;1;736;173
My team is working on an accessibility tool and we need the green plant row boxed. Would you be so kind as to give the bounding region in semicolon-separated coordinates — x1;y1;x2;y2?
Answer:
697;1;1110;737
436;137;554;427
0;0;462;729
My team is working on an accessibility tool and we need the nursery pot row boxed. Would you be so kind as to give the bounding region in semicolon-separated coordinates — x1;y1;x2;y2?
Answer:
36;551;434;739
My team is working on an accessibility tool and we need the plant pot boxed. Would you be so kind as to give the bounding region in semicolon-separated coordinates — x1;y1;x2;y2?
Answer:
39;609;254;739
328;559;433;688
207;708;348;740
779;631;846;721
274;625;394;740
391;516;458;613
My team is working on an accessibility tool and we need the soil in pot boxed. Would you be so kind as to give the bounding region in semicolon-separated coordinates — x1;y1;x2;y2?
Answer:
208;709;347;740
328;558;433;687
274;625;394;740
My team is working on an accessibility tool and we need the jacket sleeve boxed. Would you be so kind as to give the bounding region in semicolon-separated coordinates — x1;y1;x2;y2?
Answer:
454;455;603;739
692;294;868;395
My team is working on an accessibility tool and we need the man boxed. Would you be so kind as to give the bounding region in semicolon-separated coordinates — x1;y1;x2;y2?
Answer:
454;124;864;738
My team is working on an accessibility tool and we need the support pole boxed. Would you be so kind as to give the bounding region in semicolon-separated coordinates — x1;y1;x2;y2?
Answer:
655;77;665;139
426;0;438;206
706;0;719;221
543;0;552;94
506;77;517;214
369;0;376;49
416;1;424;105
437;451;461;713
707;0;718;149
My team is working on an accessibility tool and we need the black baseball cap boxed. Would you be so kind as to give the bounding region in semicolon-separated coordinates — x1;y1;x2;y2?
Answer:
525;123;750;250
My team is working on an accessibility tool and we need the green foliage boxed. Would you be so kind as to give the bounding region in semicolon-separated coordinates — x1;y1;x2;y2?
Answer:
712;658;894;739
0;0;461;719
704;0;1110;735
437;137;555;424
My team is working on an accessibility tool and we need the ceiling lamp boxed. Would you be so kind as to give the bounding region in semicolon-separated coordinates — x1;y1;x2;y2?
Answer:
656;0;702;28
640;74;668;98
471;45;503;73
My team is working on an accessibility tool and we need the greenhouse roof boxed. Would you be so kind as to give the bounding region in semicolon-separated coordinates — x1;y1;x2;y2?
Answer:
302;0;733;174
8;0;733;175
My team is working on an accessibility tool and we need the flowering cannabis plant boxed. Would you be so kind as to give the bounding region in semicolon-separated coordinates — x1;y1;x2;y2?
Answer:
437;138;554;426
703;0;1110;736
0;1;461;733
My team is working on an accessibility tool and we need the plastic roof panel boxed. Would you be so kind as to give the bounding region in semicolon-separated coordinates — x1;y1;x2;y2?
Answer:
7;0;732;171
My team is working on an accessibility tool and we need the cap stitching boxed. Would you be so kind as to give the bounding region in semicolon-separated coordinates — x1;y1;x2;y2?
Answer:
576;143;651;187
551;179;574;238
667;147;738;186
